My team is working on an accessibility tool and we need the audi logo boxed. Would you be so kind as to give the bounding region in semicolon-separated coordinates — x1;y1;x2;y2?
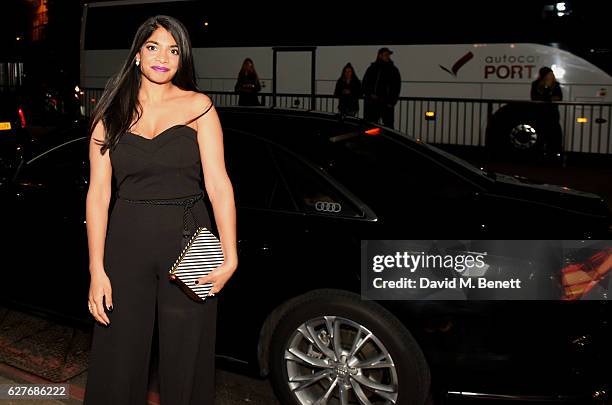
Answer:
314;201;342;213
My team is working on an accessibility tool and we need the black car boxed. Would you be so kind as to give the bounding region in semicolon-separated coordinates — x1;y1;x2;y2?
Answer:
0;107;610;404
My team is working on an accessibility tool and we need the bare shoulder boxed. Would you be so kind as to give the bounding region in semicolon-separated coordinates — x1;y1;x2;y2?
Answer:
92;118;105;133
90;119;106;145
187;91;213;113
89;119;111;160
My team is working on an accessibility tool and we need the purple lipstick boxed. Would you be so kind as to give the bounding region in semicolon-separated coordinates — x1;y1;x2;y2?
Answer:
152;66;169;72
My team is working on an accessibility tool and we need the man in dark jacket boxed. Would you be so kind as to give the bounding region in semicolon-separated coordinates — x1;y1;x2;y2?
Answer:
362;48;401;128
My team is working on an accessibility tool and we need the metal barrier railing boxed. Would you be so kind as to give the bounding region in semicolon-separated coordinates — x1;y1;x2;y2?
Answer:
79;88;612;155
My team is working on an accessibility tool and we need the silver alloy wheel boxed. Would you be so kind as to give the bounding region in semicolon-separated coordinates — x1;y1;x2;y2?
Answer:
509;124;538;149
284;315;399;405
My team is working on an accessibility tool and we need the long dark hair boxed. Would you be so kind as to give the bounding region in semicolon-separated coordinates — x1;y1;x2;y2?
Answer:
238;57;259;80
338;63;359;82
89;15;200;155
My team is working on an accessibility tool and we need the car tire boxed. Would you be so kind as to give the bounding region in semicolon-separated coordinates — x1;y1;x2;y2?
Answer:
268;289;431;405
486;104;543;160
486;103;564;165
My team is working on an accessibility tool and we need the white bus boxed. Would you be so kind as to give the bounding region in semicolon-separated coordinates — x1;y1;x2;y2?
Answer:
80;0;612;153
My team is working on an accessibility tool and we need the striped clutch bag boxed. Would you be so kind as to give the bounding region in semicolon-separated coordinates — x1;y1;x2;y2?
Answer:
168;227;225;302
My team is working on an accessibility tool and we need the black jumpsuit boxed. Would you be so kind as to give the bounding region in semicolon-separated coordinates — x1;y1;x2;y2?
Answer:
84;106;218;405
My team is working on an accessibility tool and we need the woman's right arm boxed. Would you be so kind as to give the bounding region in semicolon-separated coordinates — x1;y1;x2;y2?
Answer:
85;120;113;325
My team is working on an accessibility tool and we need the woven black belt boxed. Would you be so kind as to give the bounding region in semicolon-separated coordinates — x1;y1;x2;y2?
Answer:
117;192;204;249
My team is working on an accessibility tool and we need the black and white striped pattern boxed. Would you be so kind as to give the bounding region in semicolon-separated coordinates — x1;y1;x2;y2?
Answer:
169;227;224;302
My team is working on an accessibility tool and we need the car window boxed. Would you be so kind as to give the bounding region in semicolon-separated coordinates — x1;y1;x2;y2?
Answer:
223;130;296;212
272;146;364;218
326;132;474;213
18;138;88;187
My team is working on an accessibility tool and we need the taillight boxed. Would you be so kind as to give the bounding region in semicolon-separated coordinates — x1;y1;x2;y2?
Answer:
364;127;381;136
561;248;612;300
18;107;26;128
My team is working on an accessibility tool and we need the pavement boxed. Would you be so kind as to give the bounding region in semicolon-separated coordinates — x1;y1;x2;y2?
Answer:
0;359;281;405
0;305;280;405
0;362;280;405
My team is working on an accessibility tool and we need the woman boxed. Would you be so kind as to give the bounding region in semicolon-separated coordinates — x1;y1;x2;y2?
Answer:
334;63;362;116
530;66;562;102
234;57;262;106
83;15;237;404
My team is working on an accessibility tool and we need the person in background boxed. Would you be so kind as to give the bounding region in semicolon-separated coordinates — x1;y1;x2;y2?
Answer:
362;47;401;128
334;63;362;117
531;66;563;157
531;66;562;102
234;58;262;106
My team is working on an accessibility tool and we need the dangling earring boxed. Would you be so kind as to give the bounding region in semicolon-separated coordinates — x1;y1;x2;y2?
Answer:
135;59;140;66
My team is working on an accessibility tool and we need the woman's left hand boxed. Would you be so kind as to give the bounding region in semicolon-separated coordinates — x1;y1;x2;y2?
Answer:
195;262;237;296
